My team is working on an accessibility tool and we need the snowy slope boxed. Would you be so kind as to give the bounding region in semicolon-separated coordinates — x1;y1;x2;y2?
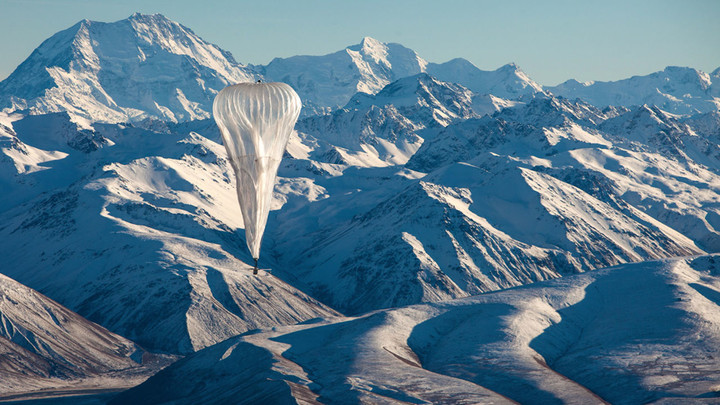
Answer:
406;97;720;252
0;272;174;397
294;74;483;167
0;113;337;355
345;73;479;126
113;256;720;404
266;95;720;315
3;85;720;360
406;96;618;172
0;13;256;125
4;93;714;349
272;156;700;315
548;66;720;116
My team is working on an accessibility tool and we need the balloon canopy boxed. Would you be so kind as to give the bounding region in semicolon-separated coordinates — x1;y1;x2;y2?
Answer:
213;82;301;262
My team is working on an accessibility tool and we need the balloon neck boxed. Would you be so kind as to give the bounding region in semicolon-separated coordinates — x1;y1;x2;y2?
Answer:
253;258;258;275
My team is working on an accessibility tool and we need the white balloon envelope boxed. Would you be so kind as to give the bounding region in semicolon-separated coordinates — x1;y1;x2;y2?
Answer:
213;82;301;271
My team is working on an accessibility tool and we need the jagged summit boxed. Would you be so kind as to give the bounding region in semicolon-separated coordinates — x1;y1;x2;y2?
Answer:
0;13;255;125
346;73;477;127
352;36;392;54
261;36;545;114
659;65;712;89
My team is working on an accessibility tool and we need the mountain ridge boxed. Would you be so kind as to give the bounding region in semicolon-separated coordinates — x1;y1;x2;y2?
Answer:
2;13;717;127
114;256;720;404
548;65;720;115
0;272;174;397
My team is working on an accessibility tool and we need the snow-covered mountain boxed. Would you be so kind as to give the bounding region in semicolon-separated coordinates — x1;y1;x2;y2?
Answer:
428;59;544;99
293;73;486;167
548;66;720;116
259;37;428;114
0;112;337;355
4;12;720;403
3;74;720;355
113;256;720;404
0;13;256;126
266;94;720;315
0;14;545;125
0;272;174;398
261;37;544;114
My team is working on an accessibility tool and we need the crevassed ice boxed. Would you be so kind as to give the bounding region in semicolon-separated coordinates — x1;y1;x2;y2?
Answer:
213;82;302;260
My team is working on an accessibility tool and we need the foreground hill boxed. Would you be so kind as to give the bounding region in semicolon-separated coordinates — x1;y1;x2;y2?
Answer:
113;255;720;404
0;272;173;398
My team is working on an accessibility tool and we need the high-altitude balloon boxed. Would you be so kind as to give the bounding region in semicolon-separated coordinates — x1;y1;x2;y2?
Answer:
213;82;301;273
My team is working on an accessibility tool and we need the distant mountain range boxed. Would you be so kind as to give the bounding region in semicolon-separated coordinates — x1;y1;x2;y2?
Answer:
1;13;720;403
2;13;717;125
548;66;720;115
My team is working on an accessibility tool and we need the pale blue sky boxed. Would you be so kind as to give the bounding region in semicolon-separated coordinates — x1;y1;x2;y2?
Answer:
0;0;718;86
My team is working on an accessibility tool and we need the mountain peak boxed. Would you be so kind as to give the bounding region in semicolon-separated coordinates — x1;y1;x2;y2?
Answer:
659;66;711;89
343;72;477;128
0;13;254;124
128;12;168;20
264;37;427;111
359;36;384;49
555;78;595;88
